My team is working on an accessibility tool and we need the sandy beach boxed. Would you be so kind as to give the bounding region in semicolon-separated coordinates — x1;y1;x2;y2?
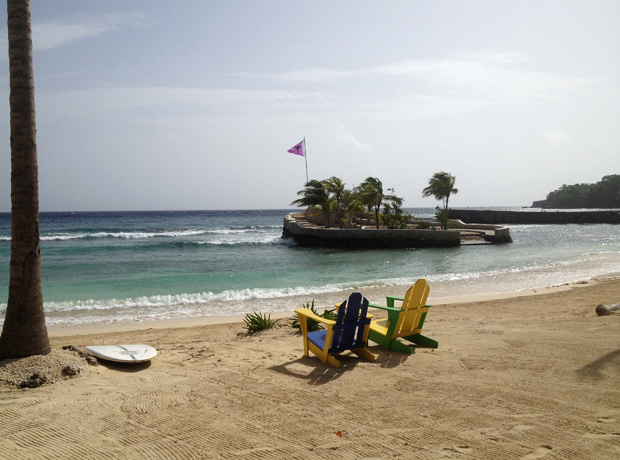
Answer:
0;277;619;459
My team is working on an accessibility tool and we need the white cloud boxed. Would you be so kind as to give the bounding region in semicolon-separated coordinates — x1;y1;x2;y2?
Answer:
38;87;335;120
0;13;148;60
337;135;372;152
543;130;571;145
245;52;599;108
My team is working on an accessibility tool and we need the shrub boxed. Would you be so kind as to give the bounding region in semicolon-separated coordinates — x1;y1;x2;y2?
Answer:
381;202;411;229
243;311;281;333
290;300;337;332
415;220;431;229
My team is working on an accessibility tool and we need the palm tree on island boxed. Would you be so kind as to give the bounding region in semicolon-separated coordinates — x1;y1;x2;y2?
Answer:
291;179;334;227
323;176;346;228
292;176;405;229
422;171;458;230
359;177;403;229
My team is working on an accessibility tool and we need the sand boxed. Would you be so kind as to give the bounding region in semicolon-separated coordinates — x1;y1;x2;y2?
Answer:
0;277;619;459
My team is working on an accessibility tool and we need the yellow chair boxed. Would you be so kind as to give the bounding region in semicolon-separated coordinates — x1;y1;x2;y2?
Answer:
368;279;438;354
296;292;377;368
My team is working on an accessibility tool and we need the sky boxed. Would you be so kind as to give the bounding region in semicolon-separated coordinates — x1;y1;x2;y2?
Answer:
0;0;618;211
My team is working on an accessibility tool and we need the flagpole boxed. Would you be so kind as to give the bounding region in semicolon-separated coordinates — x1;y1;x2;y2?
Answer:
303;137;308;183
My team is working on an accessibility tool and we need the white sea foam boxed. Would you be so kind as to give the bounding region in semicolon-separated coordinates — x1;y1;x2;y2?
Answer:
31;227;284;242
2;251;616;319
37;229;211;241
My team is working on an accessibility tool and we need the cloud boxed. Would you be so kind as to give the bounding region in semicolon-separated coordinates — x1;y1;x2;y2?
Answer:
0;13;148;59
242;52;599;108
38;87;334;120
337;135;372;152
543;130;571;145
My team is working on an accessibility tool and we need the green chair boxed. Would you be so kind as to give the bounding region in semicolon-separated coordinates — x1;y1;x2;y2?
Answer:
368;279;438;354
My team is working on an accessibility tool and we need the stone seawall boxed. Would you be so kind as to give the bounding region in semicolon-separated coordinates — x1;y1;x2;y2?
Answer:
449;209;620;225
283;214;461;249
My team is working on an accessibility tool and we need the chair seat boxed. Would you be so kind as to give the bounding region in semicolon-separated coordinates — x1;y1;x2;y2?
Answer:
307;329;367;353
370;319;389;337
307;330;328;349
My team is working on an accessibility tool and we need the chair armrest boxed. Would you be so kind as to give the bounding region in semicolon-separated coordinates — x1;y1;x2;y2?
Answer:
385;295;404;309
295;308;336;326
368;303;401;314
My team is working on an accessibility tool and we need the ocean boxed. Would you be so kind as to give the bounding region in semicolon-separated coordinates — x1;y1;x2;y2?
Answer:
1;208;619;329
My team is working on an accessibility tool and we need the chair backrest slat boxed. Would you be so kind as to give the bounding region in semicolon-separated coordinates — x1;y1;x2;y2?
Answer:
394;279;430;336
330;292;371;353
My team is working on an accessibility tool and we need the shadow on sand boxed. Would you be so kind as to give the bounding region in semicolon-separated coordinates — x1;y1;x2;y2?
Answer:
269;346;410;385
95;359;152;373
576;349;620;381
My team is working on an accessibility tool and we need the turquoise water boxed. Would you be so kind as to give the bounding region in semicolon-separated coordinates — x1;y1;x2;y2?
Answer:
1;209;619;328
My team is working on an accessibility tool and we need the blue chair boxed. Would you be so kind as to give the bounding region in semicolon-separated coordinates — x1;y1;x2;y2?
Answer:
295;292;377;367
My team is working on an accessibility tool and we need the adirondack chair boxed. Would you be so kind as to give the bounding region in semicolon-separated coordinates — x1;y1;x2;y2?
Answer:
295;292;377;368
368;279;438;354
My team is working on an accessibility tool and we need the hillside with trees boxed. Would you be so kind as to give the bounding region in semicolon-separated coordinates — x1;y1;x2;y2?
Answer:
532;175;620;209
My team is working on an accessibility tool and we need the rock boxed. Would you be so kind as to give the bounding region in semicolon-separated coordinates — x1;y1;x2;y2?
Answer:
85;356;98;366
19;373;47;389
62;365;84;376
62;345;80;354
596;303;620;316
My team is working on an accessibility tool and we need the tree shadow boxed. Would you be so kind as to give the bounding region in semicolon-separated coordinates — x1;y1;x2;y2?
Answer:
96;359;152;373
576;349;620;381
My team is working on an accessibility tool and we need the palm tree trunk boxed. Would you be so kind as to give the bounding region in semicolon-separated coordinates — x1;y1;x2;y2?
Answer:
0;0;51;359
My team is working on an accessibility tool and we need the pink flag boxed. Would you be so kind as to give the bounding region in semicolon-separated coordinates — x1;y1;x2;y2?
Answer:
287;140;305;157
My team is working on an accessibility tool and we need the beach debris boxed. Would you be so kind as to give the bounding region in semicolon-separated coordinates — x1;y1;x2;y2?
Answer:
62;345;81;354
62;345;98;365
595;302;620;316
62;365;84;376
19;373;47;389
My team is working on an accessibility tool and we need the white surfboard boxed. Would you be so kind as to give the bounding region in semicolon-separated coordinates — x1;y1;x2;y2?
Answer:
85;344;157;363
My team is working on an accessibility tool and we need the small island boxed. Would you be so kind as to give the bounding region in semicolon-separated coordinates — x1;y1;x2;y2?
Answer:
282;173;512;248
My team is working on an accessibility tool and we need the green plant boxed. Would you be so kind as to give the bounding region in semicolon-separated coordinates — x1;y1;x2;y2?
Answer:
358;177;403;229
422;171;458;212
434;206;456;230
415;220;431;229
243;311;281;333
290;300;337;332
291;179;333;227
381;202;411;229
